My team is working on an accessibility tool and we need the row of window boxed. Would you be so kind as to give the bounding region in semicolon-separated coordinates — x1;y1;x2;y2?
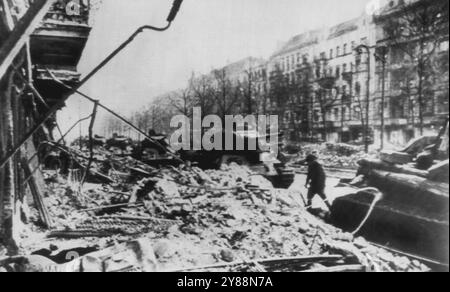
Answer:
278;68;362;96
283;107;360;123
328;37;369;60
279;93;449;125
279;38;369;73
317;62;354;79
249;68;267;80
328;42;352;59
280;53;304;72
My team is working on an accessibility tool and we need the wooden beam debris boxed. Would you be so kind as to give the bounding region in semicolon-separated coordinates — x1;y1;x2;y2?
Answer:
167;255;344;272
20;157;52;229
302;264;366;272
80;202;144;213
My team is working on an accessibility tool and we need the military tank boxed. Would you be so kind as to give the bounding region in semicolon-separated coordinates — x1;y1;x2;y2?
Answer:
330;120;449;266
131;130;181;167
179;129;295;189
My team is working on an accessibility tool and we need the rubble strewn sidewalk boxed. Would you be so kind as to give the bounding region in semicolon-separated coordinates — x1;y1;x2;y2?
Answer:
2;147;430;272
289;143;371;170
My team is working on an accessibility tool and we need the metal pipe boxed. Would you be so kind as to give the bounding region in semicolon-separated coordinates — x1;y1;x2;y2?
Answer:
380;59;386;150
375;45;388;151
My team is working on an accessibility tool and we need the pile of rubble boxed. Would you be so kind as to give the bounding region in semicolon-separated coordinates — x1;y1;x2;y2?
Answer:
3;143;430;272
290;143;370;170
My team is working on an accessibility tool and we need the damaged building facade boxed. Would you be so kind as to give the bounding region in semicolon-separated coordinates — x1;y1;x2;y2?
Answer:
197;0;448;147
265;0;449;146
0;0;91;250
267;15;377;144
372;0;449;146
0;0;446;273
148;0;448;148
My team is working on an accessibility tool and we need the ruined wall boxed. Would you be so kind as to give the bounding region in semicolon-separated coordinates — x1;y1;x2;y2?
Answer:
0;66;15;246
0;0;34;249
0;48;32;249
372;0;450;146
1;0;92;250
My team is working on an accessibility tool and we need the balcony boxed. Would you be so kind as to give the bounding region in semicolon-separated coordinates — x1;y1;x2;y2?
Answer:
370;118;408;126
317;75;336;89
30;0;91;70
388;63;414;72
43;0;90;26
27;0;92;110
313;121;340;129
343;120;363;127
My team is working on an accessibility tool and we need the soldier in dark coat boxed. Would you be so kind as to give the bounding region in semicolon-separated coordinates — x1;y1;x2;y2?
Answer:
304;154;331;210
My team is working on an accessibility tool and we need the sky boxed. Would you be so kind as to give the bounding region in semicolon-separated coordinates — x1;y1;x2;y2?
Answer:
58;0;374;139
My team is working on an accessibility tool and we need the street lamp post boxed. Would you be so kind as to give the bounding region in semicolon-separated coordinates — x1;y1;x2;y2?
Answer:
355;44;371;153
334;79;346;142
342;64;354;143
375;45;389;150
312;83;320;141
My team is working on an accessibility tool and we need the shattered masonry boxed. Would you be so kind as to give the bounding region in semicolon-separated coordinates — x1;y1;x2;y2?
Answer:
0;0;447;272
0;0;91;249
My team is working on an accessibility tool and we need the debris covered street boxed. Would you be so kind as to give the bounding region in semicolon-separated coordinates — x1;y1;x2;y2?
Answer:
0;143;426;272
1;0;448;274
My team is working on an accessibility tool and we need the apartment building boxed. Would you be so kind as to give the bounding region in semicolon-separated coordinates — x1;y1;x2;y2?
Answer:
258;0;448;146
154;0;448;147
267;14;376;143
373;0;449;146
205;56;266;116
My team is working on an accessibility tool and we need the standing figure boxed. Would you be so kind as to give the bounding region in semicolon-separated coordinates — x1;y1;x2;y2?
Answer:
304;154;332;210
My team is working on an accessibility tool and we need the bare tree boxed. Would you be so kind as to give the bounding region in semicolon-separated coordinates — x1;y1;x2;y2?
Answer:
314;58;342;140
269;65;290;122
132;110;154;139
295;58;316;140
169;88;195;117
269;64;312;141
189;73;215;118
290;57;341;141
241;70;258;115
255;85;270;116
353;81;370;144
379;0;449;134
212;68;241;121
103;115;123;137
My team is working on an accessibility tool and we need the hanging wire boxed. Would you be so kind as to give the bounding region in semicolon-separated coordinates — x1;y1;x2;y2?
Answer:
0;0;184;170
46;69;183;163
